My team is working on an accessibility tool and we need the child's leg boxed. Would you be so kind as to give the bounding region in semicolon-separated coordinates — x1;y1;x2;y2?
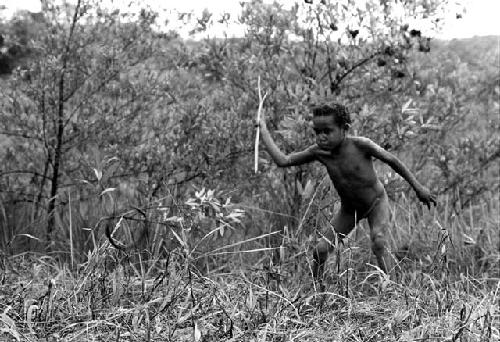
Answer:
366;192;393;273
313;207;355;278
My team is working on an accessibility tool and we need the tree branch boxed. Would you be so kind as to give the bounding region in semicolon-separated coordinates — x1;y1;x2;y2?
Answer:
0;130;42;141
0;170;51;180
329;51;382;93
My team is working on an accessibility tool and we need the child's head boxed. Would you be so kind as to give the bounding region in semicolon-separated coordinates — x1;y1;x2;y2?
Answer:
310;103;351;150
311;103;351;130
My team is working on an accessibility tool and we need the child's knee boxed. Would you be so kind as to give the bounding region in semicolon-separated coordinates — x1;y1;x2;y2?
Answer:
370;232;386;254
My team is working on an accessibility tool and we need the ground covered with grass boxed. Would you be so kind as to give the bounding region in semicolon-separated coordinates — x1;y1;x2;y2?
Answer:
1;193;499;341
1;243;498;342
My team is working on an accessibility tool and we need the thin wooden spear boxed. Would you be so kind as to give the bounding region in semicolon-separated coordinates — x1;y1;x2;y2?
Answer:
254;76;268;173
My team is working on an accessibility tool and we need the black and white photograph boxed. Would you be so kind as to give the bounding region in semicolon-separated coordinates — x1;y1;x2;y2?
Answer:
0;0;498;340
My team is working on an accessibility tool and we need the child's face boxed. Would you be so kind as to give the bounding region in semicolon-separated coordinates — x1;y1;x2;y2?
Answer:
312;116;345;150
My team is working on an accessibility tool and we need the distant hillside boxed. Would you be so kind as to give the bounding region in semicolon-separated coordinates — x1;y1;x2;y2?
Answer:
432;35;499;64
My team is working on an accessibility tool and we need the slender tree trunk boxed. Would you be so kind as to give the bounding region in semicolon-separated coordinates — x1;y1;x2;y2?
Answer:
35;91;49;220
45;0;81;244
46;74;65;242
34;156;49;220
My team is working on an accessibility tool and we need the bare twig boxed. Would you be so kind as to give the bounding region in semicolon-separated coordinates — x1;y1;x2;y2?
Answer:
254;76;268;173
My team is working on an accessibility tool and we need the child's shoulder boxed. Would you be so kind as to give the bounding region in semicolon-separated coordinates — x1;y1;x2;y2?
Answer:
346;136;381;153
347;135;376;147
347;135;372;143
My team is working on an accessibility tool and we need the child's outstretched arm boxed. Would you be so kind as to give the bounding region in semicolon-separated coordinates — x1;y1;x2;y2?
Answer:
355;137;437;209
258;119;316;167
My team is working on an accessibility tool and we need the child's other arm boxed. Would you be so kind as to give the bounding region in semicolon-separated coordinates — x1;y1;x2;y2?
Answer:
259;120;316;167
355;137;437;209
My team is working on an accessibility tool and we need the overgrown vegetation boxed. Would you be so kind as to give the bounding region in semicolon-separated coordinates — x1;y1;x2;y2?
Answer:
0;0;498;340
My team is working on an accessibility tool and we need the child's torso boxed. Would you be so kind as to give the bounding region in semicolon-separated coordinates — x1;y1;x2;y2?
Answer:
314;138;385;213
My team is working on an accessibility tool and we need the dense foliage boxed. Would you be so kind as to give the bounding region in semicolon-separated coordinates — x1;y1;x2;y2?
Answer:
0;0;497;250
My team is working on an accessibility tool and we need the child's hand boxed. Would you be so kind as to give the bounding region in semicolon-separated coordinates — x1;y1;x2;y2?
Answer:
416;187;437;210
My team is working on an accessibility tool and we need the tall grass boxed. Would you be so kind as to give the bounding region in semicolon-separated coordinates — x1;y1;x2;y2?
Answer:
0;189;498;341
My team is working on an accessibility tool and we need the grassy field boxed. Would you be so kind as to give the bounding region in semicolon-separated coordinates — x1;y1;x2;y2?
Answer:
1;194;498;342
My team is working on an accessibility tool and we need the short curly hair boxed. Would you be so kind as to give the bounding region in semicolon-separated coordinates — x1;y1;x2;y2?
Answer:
311;103;352;128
